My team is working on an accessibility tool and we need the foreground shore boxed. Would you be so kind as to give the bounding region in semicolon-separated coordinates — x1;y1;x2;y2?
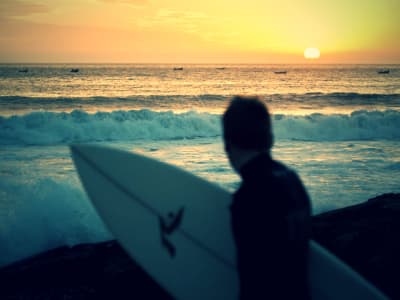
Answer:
1;193;399;299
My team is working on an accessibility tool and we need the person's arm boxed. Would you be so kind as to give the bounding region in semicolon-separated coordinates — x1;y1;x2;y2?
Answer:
235;195;286;299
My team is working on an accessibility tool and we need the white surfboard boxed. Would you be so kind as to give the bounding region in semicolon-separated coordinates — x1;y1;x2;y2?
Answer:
70;144;388;300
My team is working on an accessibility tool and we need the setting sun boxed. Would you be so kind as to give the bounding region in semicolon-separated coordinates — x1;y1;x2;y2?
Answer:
304;48;321;59
0;0;399;63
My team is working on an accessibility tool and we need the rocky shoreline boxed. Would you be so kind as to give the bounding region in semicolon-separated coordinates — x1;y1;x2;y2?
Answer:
1;193;399;299
312;193;400;299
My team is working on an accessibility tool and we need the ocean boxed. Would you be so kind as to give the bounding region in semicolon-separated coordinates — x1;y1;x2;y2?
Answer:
1;63;399;267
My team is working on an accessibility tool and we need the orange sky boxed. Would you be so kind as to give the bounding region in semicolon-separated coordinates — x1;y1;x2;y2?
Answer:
0;0;399;63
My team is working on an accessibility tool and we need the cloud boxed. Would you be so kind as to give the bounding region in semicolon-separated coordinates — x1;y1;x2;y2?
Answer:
135;9;240;45
137;9;218;34
0;0;49;18
97;0;148;5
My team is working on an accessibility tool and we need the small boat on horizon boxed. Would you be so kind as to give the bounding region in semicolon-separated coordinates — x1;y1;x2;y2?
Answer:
18;68;28;73
377;70;390;74
274;70;287;74
173;67;183;71
70;68;80;73
216;67;226;70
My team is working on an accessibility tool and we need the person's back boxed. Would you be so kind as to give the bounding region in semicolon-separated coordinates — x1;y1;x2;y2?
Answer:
223;96;311;300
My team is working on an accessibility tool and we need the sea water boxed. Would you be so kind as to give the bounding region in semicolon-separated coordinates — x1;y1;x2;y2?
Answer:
1;64;399;267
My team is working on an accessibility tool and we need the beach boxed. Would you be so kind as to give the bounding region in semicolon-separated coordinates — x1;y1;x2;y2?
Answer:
1;63;400;269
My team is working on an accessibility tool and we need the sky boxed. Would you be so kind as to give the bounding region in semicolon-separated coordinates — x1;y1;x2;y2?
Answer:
0;0;399;63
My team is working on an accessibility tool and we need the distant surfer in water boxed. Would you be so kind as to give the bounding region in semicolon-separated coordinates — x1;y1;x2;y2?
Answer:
222;96;311;300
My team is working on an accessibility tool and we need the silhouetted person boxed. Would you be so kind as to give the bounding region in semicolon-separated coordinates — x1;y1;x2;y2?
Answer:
223;96;311;300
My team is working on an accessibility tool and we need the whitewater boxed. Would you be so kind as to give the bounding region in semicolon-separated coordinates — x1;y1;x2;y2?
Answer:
1;64;399;267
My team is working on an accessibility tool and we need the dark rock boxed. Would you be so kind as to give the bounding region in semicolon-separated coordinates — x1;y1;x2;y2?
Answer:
312;193;400;299
1;193;399;299
0;241;173;299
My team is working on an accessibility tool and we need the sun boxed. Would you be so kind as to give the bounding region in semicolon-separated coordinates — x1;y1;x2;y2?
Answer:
304;48;320;59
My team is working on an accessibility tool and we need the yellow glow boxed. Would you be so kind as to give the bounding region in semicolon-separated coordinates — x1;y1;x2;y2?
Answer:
0;0;399;63
304;48;320;59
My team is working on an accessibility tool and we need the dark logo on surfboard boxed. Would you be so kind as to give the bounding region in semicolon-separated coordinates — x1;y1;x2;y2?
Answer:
159;207;184;258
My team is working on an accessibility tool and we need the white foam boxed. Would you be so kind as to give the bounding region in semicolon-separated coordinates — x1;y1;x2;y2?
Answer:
273;110;400;141
0;110;221;145
0;177;111;267
1;109;399;146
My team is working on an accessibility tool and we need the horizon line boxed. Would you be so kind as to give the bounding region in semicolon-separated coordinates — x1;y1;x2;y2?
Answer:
0;62;398;65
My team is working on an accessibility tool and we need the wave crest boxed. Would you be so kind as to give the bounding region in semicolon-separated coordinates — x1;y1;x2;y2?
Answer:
274;110;400;141
0;110;221;145
1;109;400;145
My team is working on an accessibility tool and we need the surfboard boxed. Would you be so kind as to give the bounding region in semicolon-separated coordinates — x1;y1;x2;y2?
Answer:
70;144;388;300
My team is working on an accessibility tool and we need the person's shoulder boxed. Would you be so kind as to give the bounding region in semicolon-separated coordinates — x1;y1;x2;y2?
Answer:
272;161;311;209
270;160;306;191
270;159;296;178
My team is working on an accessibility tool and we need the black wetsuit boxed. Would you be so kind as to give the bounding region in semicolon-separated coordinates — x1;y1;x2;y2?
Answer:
231;153;311;300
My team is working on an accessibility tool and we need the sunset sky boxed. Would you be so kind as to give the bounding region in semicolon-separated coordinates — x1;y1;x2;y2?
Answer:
0;0;399;63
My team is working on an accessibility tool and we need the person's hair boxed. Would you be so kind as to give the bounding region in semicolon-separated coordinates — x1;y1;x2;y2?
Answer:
222;96;273;151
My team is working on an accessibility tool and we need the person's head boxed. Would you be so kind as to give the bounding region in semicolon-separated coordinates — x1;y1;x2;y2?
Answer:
222;96;273;171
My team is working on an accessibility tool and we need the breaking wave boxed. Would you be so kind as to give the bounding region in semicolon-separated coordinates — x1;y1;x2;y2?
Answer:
1;109;400;145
